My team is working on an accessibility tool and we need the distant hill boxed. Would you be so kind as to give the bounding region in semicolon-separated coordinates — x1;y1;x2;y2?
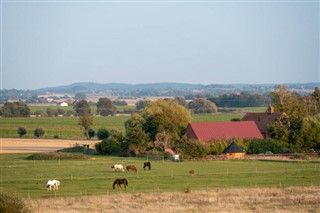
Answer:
37;82;319;93
38;82;204;92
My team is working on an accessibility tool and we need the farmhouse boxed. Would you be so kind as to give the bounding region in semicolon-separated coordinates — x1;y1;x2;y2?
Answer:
241;106;288;138
222;141;245;159
185;121;263;143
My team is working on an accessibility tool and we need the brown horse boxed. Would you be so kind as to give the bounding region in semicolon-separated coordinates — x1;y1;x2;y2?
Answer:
112;178;128;190
143;162;151;170
126;165;137;173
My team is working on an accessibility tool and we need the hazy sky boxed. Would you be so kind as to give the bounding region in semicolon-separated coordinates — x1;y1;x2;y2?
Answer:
1;0;319;90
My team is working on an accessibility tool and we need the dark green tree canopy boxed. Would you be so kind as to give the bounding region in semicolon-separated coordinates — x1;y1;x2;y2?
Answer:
17;127;27;138
96;98;117;116
34;127;45;138
73;99;91;116
2;101;30;117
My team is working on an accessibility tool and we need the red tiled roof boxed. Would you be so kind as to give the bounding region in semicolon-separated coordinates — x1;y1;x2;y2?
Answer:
185;121;263;142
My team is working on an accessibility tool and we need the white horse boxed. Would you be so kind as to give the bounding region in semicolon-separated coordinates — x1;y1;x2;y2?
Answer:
111;164;124;172
47;180;60;191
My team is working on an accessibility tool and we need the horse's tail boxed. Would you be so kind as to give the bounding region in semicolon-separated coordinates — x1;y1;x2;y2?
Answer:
125;179;128;186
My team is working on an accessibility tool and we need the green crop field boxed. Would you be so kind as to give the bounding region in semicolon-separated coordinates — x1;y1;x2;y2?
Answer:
0;154;319;199
0;116;129;139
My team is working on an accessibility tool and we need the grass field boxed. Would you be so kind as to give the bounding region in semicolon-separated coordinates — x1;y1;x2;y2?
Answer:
0;107;266;139
0;153;319;199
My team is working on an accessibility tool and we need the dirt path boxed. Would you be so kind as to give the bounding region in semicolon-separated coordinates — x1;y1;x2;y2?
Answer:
0;138;97;153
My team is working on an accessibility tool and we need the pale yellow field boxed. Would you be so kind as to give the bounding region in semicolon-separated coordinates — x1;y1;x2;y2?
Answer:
25;186;320;213
0;138;97;153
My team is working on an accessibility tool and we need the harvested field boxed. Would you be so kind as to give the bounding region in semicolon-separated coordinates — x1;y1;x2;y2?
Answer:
25;186;320;213
0;138;96;153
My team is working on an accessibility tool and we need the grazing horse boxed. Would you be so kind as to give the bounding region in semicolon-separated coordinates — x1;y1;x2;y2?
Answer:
112;178;128;190
143;162;151;170
47;180;60;191
111;164;124;172
126;165;137;173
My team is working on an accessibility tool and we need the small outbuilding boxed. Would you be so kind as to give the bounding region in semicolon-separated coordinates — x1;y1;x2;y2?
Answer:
222;141;245;159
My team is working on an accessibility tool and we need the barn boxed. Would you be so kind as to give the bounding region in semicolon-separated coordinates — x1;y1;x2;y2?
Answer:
222;141;245;159
185;121;263;143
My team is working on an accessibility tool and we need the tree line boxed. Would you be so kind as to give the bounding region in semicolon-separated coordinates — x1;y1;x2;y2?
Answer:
2;86;320;156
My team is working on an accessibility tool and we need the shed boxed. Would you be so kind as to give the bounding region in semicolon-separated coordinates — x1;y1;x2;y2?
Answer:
83;143;95;155
222;141;245;159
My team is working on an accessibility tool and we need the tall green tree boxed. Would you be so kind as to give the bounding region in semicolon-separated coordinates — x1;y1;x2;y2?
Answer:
73;100;91;116
96;98;117;116
78;112;93;140
142;99;191;141
297;114;320;151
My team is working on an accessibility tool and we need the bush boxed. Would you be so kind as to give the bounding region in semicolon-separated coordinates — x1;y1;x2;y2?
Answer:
34;127;45;138
0;192;30;213
95;139;121;155
97;128;110;140
207;140;229;155
58;143;83;153
87;128;95;139
17;127;27;138
175;138;209;159
247;139;288;154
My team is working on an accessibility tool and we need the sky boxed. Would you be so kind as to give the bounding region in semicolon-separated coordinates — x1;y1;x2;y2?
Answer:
1;0;319;90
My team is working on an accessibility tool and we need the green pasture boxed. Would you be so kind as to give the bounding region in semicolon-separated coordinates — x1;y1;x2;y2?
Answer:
0;116;129;139
28;105;136;113
0;154;319;198
0;107;266;139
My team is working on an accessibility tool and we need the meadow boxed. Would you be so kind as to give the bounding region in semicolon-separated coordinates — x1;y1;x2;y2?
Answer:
0;107;265;139
0;153;319;199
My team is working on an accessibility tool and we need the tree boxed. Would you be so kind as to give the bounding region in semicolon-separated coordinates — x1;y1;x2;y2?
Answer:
17;127;27;138
73;100;91;116
34;127;45;138
87;128;95;139
125;114;150;156
2;101;30;117
142;99;191;141
95;138;121;155
297;114;320;151
46;108;58;117
174;96;188;107
112;99;128;106
269;86;309;119
135;100;148;110
188;98;218;114
97;128;110;140
78;112;93;140
96;98;117;116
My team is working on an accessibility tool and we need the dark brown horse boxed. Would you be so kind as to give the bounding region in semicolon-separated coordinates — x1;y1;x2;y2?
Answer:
143;162;151;170
112;178;128;190
126;165;137;173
